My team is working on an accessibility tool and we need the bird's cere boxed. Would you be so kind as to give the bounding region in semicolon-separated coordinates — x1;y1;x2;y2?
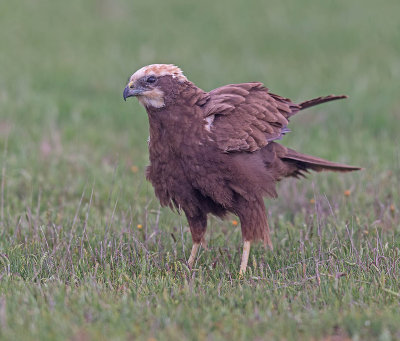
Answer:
129;64;187;83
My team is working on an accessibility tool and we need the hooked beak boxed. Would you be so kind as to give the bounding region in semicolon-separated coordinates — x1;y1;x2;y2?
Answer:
123;82;145;101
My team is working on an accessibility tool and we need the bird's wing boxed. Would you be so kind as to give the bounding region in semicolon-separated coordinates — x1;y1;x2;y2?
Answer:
201;83;300;153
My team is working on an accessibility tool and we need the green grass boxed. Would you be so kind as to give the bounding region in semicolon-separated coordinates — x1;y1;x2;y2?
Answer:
1;0;400;339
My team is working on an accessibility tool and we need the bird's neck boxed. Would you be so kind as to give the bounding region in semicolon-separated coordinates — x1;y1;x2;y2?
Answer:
146;84;209;155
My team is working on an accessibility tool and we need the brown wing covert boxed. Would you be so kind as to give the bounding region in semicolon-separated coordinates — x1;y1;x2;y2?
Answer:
201;83;299;153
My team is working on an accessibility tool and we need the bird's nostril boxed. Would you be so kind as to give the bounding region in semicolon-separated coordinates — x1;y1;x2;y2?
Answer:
128;81;134;89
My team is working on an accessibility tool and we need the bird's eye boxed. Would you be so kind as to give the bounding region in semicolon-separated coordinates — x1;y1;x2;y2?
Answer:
147;76;156;84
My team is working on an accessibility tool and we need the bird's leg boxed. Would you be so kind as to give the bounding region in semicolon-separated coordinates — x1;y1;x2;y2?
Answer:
239;240;251;275
185;211;207;269
188;242;200;269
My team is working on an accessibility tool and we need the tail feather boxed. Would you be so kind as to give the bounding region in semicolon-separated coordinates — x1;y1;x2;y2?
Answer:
299;95;348;110
283;148;361;177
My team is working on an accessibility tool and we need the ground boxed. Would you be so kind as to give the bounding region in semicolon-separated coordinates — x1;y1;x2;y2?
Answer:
0;0;400;340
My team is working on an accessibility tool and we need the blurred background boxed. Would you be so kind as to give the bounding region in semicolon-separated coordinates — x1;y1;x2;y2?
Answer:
1;0;399;204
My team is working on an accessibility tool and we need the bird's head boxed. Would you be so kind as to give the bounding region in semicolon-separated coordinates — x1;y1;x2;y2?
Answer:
123;64;188;109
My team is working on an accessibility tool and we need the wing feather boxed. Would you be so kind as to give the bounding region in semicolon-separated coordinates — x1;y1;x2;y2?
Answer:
201;83;298;152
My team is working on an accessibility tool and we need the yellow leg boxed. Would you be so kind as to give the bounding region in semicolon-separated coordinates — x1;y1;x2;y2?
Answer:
188;242;200;269
239;240;251;275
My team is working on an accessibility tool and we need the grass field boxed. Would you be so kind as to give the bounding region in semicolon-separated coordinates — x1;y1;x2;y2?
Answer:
1;0;400;340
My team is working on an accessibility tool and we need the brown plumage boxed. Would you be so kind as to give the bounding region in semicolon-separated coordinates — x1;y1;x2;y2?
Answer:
123;64;361;274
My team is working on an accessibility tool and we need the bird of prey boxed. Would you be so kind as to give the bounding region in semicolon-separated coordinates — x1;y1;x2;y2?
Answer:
123;64;360;275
